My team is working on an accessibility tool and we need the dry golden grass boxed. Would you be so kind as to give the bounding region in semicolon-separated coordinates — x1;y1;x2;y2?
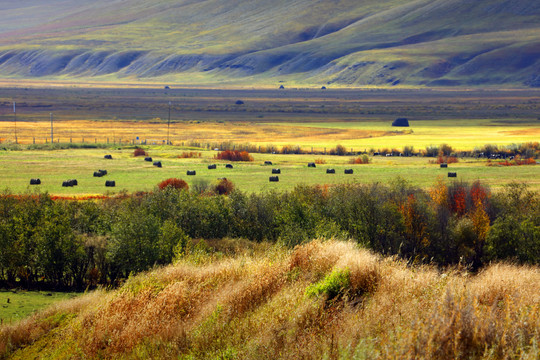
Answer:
1;240;539;359
0;120;389;147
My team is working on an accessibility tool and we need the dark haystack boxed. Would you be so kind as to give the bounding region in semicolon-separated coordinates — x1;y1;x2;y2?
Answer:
272;168;281;174
392;118;409;127
105;180;116;187
321;86;326;89
208;164;217;169
279;85;285;89
226;164;233;169
62;179;77;187
269;176;279;182
104;155;113;159
326;169;335;174
235;100;244;105
93;169;107;177
448;172;457;178
144;157;153;162
308;162;316;168
30;179;41;185
187;170;196;176
440;163;448;168
264;161;273;165
153;161;162;168
344;169;353;174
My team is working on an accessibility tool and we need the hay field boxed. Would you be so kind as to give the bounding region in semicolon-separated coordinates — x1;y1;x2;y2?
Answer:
0;148;538;195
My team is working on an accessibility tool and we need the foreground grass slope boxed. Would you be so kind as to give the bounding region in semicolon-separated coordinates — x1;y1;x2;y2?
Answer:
1;240;539;359
0;0;539;86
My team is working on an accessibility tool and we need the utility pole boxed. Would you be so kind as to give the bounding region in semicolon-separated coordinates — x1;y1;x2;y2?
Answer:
167;101;171;145
13;101;17;144
50;113;54;143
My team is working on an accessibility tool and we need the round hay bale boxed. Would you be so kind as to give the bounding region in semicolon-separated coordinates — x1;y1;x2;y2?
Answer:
269;176;279;182
308;162;316;168
272;168;281;174
226;164;233;169
344;169;353;174
208;164;217;169
326;169;335;174
187;170;196;176
264;161;273;165
440;163;448;168
235;100;244;105
153;161;162;168
104;155;113;159
448;172;457;178
392;118;409;127
144;157;153;162
105;180;116;187
30;179;41;185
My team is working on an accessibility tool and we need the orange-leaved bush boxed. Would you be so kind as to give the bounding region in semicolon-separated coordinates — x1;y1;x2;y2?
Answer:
214;178;235;195
158;178;189;191
215;150;253;162
133;148;148;157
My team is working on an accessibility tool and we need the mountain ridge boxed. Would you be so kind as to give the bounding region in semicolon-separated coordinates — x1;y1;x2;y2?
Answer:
0;0;539;87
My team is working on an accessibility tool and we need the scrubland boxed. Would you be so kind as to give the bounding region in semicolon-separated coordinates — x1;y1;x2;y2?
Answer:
1;240;539;359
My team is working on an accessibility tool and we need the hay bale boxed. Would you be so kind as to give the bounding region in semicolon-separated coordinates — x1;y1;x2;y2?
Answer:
99;170;107;175
144;157;153;162
344;169;353;174
71;179;78;186
440;163;448;168
187;170;196;176
30;179;41;185
279;85;285;89
264;161;273;165
235;100;244;105
448;172;457;178
62;180;72;187
321;86;327;90
105;180;116;187
153;161;162;168
226;164;233;169
326;169;335;174
308;162;316;168
272;168;281;174
93;171;103;177
208;164;217;169
104;155;113;159
392;118;409;127
269;176;279;182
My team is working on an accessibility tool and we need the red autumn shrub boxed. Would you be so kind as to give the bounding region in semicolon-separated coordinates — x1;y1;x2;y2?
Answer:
214;178;235;195
158;178;189;191
133;148;148;157
349;155;370;164
215;150;253;162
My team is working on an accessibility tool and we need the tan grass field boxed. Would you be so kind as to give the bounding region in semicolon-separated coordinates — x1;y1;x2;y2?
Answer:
1;118;538;152
1;240;539;359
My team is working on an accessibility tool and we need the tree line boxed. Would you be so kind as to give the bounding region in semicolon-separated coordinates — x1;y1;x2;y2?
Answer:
0;179;538;290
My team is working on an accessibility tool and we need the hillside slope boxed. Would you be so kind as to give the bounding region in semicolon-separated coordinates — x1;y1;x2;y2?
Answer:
1;240;539;359
0;0;539;87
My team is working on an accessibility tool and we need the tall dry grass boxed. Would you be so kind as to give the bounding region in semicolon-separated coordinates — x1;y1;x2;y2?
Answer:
1;240;538;359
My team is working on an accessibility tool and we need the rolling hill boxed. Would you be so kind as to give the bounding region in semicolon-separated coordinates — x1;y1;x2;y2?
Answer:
0;0;539;87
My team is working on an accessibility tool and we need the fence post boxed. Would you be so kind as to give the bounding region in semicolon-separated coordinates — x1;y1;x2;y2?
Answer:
33;137;35;144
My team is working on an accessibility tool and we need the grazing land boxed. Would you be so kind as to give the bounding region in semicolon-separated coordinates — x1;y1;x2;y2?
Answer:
1;87;539;194
0;290;78;325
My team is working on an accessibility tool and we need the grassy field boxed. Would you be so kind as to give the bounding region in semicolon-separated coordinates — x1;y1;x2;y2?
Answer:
0;290;79;325
1;240;539;359
0;147;538;195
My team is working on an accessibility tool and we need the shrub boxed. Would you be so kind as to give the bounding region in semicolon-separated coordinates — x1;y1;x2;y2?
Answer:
214;179;235;195
133;148;147;157
158;178;189;191
349;155;370;164
329;144;347;156
215;150;253;162
178;151;201;159
314;158;326;164
305;268;351;301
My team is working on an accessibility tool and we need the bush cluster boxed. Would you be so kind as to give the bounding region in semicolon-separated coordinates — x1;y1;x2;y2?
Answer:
215;150;253;162
0;180;538;290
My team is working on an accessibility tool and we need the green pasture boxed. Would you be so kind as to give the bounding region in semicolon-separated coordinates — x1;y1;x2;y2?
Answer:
0;290;79;324
0;148;538;194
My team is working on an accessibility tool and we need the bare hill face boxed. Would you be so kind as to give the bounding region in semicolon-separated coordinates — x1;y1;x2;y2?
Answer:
0;0;539;87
